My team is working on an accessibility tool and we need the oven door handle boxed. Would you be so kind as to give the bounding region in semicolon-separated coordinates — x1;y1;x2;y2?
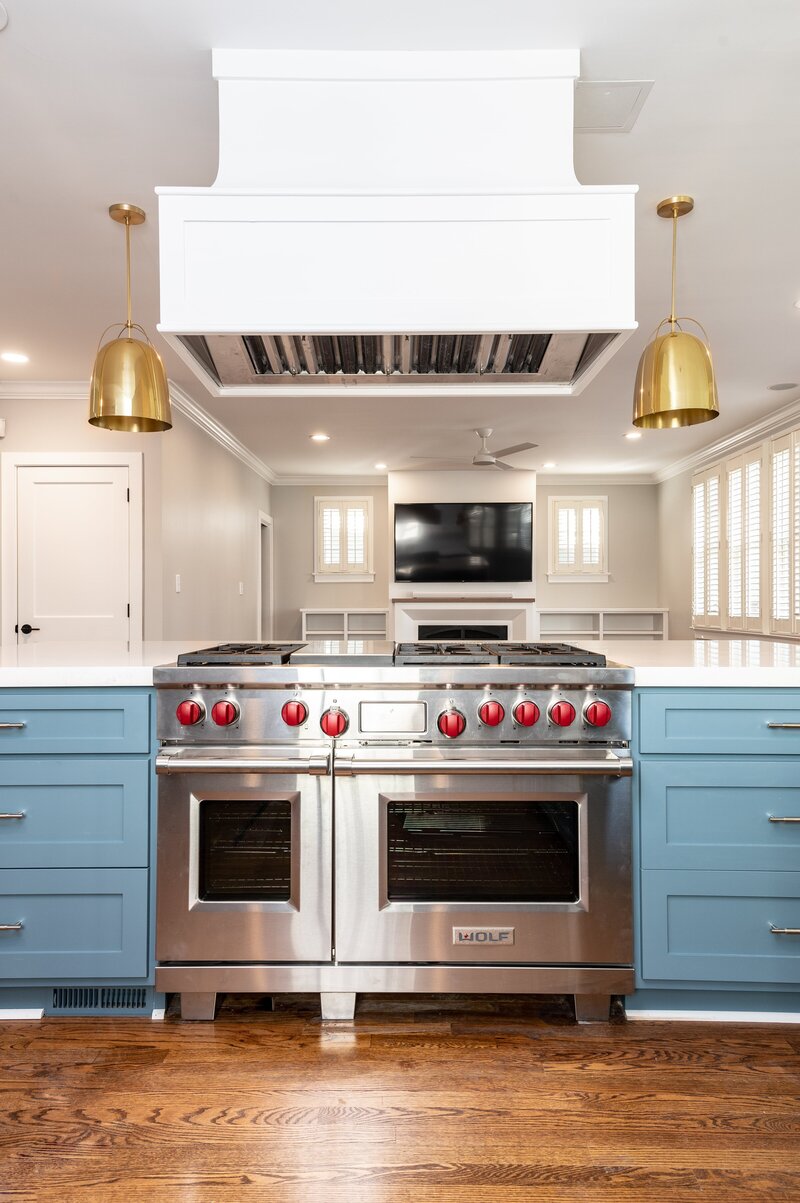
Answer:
334;755;633;777
156;752;330;775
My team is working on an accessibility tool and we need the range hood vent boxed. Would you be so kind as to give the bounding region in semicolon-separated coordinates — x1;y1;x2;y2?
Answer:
180;331;617;389
158;51;636;398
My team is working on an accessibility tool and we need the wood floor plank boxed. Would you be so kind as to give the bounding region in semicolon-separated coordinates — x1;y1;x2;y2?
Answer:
0;994;798;1202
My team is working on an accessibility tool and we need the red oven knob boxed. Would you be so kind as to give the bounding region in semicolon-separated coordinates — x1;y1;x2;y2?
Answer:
549;700;576;727
321;709;348;737
478;700;505;726
438;709;466;739
281;700;308;727
176;699;204;726
584;700;612;728
211;700;240;726
513;700;540;727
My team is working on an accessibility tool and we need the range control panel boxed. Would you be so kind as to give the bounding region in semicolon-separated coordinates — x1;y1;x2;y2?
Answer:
158;687;631;747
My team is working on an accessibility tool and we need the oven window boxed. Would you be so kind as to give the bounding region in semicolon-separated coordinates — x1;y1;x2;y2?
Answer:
386;799;579;903
199;799;292;901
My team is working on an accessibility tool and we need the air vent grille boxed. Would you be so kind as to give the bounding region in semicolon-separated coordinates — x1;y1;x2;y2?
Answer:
50;987;150;1014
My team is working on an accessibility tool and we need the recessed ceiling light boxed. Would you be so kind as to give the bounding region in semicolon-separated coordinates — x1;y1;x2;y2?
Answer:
0;4;8;33
542;461;557;469
309;432;330;442
374;462;387;470
794;300;800;309
1;351;29;364
625;431;643;440
769;382;798;391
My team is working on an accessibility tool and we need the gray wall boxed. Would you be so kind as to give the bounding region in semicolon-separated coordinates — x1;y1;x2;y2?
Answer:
271;484;389;640
656;468;693;639
535;480;661;609
160;413;272;640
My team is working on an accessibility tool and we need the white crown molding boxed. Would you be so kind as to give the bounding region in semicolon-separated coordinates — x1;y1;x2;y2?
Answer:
536;473;654;487
654;395;800;483
164;383;277;484
275;475;387;487
0;380;87;400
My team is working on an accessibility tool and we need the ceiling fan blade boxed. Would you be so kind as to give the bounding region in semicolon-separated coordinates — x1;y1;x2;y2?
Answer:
494;459;515;470
491;441;538;458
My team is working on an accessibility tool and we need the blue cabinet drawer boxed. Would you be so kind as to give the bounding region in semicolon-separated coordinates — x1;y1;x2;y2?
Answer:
0;759;148;868
0;690;150;755
640;870;800;984
640;759;800;871
0;868;148;979
638;689;800;755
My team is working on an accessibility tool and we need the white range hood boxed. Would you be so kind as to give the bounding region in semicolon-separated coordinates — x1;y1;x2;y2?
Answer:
157;49;637;397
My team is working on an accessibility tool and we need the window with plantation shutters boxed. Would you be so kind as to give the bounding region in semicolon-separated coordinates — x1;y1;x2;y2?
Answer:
314;497;374;581
691;470;720;627
548;497;608;581
744;455;761;627
771;440;791;632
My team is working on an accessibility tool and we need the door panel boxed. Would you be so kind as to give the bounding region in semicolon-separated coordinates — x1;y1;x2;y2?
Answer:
16;465;130;641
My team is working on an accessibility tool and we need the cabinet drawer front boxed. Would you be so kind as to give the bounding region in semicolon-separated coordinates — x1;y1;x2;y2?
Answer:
640;760;800;871
641;870;800;984
0;760;148;868
638;690;800;755
0;868;148;979
0;691;150;755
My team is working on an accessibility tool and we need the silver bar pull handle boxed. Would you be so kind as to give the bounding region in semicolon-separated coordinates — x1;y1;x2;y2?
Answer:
0;723;26;731
768;815;800;823
0;922;23;932
0;812;25;821
770;925;800;935
766;722;800;729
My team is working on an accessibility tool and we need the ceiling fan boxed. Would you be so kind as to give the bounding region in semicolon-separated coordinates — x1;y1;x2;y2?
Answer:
408;428;538;471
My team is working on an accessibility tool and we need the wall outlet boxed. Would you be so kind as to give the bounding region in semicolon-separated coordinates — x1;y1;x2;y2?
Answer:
175;574;181;593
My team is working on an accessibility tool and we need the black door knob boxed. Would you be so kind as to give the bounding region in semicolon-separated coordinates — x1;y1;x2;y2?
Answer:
19;624;40;635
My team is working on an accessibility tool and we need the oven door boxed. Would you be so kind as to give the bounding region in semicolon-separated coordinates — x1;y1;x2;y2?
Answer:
156;746;332;963
333;747;632;966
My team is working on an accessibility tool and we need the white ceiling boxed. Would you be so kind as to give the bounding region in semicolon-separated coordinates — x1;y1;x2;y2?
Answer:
1;1;798;479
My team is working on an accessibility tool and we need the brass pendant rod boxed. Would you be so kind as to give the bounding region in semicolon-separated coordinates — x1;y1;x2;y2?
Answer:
668;206;673;329
124;215;133;334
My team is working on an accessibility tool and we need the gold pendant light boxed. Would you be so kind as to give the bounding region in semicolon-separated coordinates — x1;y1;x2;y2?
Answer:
89;203;172;432
633;195;719;429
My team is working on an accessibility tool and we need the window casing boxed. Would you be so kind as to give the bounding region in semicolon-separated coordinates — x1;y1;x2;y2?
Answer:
314;497;374;582
547;497;608;582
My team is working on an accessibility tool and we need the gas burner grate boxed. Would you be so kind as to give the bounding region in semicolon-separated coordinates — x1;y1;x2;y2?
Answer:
176;642;306;666
394;642;499;665
482;642;607;667
393;641;606;667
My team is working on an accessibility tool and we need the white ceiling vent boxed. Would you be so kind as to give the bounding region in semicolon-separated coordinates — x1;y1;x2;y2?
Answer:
157;50;637;398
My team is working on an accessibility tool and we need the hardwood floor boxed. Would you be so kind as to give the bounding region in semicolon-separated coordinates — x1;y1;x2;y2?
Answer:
1;993;799;1202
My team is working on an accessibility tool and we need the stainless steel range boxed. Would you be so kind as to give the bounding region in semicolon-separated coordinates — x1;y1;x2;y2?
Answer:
154;641;634;1022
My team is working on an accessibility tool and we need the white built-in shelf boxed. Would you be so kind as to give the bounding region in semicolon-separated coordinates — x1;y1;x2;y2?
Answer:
538;608;669;641
301;609;389;641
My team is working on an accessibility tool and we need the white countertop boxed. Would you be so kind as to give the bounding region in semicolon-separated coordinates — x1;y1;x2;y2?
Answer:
0;641;218;688
2;637;800;688
596;638;800;687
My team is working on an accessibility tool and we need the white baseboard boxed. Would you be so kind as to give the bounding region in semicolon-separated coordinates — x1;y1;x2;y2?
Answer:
0;1008;45;1020
150;1008;166;1021
626;1008;800;1024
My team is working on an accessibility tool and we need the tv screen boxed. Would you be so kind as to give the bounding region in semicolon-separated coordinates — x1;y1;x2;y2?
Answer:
394;502;533;583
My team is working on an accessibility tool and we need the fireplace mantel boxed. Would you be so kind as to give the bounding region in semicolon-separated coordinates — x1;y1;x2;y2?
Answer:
391;597;538;641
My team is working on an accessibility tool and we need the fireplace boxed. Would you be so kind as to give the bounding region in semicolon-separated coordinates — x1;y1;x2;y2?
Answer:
392;598;538;641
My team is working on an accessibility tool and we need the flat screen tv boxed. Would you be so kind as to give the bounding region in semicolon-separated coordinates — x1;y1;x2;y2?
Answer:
394;501;533;584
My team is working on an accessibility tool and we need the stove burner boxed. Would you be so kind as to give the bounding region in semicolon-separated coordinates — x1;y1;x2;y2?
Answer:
483;642;607;668
176;642;305;666
393;642;498;665
393;641;606;667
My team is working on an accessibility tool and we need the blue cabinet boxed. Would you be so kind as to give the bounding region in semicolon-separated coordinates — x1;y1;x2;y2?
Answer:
0;688;156;1010
632;688;800;1014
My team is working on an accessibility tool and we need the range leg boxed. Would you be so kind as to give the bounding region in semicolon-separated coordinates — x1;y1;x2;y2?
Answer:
320;992;356;1020
573;993;611;1023
180;991;218;1021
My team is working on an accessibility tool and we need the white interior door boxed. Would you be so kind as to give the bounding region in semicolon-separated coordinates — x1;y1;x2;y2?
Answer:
11;463;135;643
